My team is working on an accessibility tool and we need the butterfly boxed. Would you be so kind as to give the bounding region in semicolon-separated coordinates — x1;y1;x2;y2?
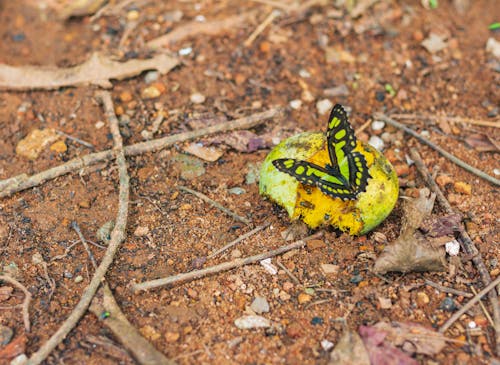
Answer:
272;104;370;200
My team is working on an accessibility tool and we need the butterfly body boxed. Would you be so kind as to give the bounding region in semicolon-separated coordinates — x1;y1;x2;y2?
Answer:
272;104;370;200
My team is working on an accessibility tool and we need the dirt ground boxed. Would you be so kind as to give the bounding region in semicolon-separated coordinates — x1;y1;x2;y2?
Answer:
0;0;499;364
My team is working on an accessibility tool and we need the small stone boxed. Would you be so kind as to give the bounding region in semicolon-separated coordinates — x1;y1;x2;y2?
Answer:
486;37;500;59
324;84;349;97
299;69;311;78
474;315;488;328
413;30;424;42
63;271;73;279
78;200;91;209
445;240;460;256
119;91;133;103
228;187;246;195
0;325;14;346
127;10;139;21
95;121;105;129
260;258;277;275
307;239;326;250
371;120;385;131
289;99;302;110
186;288;198;299
140;325;161;341
231;249;242;258
97;220;114;243
375;90;385;102
250;296;270;314
279;291;291;301
422;33;448;54
368;135;384;150
234;315;271;329
301;89;315;102
297;292;312;304
395;164;410;177
144;70;159;84
416;291;430;307
50;140;67;153
378;297;392;309
16;128;59;160
259;41;271;53
321;339;334;351
190;92;206;104
350;274;363;284
316;99;334;115
141;85;163;99
320;264;339;275
74;275;84;283
165;332;180;343
311;316;324;325
286;322;303;338
179;47;192;56
440;297;457;312
134;225;149;237
436;174;453;187
454;181;471;195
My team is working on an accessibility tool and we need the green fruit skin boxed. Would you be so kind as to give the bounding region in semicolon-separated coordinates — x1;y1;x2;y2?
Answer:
259;132;399;235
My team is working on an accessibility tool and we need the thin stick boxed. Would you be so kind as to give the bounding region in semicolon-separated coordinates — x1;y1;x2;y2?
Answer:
470;285;495;328
375;113;500;186
0;107;281;199
355;119;371;136
276;259;301;285
411;148;500;355
244;9;281;47
56;130;94;149
208;222;271;259
439;276;500;334
26;91;130;365
132;232;323;292
72;221;98;269
90;284;174;365
389;113;500;128
0;275;31;332
178;186;251;225
424;279;473;298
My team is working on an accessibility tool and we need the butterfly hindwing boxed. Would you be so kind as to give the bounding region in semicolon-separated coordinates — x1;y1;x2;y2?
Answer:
272;104;371;200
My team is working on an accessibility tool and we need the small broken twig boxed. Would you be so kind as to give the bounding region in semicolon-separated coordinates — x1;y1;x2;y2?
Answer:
424;279;473;298
439;275;500;334
0;107;281;198
0;275;31;332
389;113;500;129
179;186;251;225
132;231;323;291
25;90;130;365
375;113;500;186
56;130;94;149
244;9;281;47
208;222;271;259
72;221;98;269
90;284;174;365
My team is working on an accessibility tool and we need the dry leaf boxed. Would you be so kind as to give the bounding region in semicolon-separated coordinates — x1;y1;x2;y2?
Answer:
0;52;178;90
359;326;419;365
464;133;500;153
371;322;446;356
183;143;224;162
373;189;447;274
329;329;370;365
16;129;60;160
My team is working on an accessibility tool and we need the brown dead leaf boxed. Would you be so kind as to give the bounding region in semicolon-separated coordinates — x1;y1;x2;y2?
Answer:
0;335;26;360
0;286;14;302
0;52;178;90
329;329;370;365
464;133;500;152
373;189;447;274
372;322;446;356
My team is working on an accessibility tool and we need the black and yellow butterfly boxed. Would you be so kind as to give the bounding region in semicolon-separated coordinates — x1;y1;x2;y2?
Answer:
272;104;370;200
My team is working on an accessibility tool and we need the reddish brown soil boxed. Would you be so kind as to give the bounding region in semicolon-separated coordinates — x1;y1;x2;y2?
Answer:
0;1;499;364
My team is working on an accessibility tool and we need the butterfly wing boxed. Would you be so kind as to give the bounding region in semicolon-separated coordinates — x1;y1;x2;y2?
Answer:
272;158;356;200
326;104;357;181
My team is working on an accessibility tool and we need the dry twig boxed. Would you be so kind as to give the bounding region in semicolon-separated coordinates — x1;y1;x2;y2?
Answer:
439;276;500;334
90;285;174;365
72;221;98;269
424;279;473;298
0;107;281;199
0;275;31;332
25;91;130;365
389;113;500;129
132;231;323;292
179;186;251;225
375;113;500;186
244;9;281;47
208;222;271;259
410;149;500;355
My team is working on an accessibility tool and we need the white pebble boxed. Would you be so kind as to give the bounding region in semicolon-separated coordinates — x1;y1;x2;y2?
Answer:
299;69;311;78
368;135;385;151
95;121;105;129
493;168;500;176
179;47;192;56
289;99;302;110
260;258;278;275
250;296;270;314
234;315;271;329
371;120;385;131
445;240;460;256
321;339;334;351
190;92;206;104
316;99;333;115
468;321;477;329
74;275;84;283
194;15;206;22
